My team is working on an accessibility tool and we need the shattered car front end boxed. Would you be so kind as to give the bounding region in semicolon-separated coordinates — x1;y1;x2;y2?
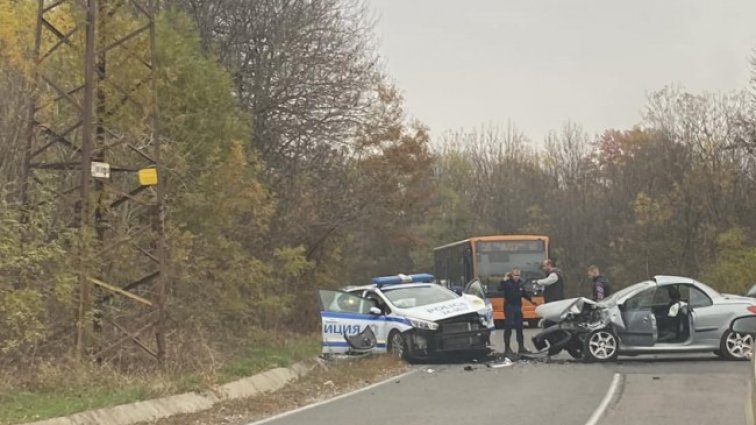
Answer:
387;289;494;360
531;276;756;362
403;311;492;359
531;297;615;359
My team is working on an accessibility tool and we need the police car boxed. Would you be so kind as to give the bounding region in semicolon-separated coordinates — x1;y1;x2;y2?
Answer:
318;274;494;361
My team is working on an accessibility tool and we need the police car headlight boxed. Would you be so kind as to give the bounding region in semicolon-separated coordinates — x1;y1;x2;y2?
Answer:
408;317;439;331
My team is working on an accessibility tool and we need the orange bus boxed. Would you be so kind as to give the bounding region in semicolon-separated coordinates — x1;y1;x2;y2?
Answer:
433;235;549;328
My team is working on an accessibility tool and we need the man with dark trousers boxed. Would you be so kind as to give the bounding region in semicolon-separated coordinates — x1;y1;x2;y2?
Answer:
499;268;532;356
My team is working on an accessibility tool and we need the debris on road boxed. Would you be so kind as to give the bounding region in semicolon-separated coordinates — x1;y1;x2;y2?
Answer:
487;358;513;369
425;368;435;374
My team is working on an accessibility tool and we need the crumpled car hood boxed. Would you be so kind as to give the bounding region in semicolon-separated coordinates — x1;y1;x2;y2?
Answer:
398;296;485;322
536;297;600;322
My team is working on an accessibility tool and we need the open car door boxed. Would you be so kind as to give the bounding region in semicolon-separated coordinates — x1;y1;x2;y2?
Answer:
318;290;380;355
464;279;494;329
618;287;658;346
463;278;486;300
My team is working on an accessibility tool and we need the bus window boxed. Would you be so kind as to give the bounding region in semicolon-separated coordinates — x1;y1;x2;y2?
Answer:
475;239;546;278
463;246;473;284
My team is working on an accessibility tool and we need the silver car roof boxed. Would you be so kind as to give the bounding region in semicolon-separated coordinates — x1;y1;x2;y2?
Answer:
653;275;699;286
653;275;721;298
613;276;721;304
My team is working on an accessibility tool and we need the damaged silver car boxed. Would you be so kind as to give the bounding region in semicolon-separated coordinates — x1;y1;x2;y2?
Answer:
532;275;756;362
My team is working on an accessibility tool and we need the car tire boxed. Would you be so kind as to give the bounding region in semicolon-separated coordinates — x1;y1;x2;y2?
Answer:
583;329;619;363
387;330;407;361
719;329;753;361
567;336;585;361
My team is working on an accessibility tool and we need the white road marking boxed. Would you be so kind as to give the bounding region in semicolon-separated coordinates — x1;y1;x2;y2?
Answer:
244;368;420;425
585;372;623;425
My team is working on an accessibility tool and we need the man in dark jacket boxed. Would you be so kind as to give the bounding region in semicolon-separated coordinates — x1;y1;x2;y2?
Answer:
534;259;564;303
499;268;532;356
587;265;610;301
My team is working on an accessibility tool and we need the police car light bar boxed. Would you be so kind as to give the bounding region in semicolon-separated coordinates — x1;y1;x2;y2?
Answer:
372;273;434;287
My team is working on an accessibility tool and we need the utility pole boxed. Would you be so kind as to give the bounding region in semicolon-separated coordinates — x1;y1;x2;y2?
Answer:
23;0;168;364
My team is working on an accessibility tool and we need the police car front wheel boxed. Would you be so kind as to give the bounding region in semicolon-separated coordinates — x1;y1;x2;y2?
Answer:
388;330;407;360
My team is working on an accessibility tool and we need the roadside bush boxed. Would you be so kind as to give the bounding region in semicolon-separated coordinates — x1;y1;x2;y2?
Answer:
0;198;75;363
701;227;756;294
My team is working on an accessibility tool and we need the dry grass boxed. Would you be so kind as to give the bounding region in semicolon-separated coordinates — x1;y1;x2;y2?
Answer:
141;354;409;425
0;331;321;425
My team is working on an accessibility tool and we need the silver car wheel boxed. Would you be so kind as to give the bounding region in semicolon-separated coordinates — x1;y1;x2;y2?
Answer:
588;330;618;360
389;331;404;359
725;331;753;359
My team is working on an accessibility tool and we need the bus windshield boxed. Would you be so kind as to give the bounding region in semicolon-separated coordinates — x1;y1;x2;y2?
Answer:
475;240;546;278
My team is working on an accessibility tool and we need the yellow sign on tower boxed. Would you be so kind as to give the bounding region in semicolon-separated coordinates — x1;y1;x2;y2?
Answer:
138;168;158;186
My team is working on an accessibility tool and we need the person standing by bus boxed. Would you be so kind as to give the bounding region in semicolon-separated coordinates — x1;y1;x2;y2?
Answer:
499;268;532;356
533;259;564;303
587;265;610;301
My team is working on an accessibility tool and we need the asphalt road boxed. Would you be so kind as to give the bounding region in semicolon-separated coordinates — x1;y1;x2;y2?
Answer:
250;328;750;425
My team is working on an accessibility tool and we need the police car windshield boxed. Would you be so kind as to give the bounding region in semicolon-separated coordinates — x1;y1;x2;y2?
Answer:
382;285;458;308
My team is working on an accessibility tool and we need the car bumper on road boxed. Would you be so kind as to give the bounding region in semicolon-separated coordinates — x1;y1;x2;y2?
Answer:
532;324;574;352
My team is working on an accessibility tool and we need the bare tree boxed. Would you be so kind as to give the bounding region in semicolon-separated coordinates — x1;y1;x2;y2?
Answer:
170;0;384;283
171;0;379;169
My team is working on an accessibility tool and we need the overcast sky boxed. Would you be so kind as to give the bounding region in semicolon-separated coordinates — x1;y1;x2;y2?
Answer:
371;0;756;144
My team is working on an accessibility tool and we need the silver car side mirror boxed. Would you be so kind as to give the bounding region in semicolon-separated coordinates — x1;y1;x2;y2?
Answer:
369;306;382;315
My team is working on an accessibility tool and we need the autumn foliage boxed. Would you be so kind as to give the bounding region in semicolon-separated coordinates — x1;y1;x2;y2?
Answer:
0;1;755;375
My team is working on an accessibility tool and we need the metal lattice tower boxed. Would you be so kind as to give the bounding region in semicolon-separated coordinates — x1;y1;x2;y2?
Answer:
22;0;167;364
